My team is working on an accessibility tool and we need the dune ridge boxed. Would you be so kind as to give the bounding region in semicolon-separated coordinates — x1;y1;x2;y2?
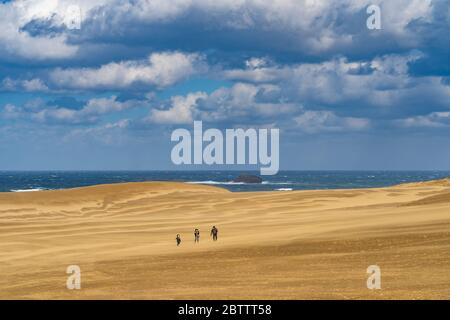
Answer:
0;179;449;299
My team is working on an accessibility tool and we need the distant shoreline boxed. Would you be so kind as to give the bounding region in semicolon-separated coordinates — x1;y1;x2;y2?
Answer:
1;170;450;193
3;176;450;194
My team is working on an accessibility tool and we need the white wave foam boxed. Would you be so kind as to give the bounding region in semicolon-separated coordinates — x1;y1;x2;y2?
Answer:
275;188;293;191
11;188;46;192
187;181;246;185
187;180;294;186
263;181;293;185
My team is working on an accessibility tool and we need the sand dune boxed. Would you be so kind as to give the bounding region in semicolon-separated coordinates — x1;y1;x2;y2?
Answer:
1;180;449;299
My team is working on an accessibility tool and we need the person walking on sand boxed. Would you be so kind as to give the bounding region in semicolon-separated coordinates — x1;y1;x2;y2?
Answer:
176;234;181;246
194;229;200;243
210;226;218;241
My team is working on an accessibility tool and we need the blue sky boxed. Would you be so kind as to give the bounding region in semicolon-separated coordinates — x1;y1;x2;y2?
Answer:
0;0;449;170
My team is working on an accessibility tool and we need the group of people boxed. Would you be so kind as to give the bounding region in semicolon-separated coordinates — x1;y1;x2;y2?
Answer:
176;226;218;246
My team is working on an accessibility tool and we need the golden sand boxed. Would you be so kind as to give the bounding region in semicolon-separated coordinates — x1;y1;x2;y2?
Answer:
1;180;449;299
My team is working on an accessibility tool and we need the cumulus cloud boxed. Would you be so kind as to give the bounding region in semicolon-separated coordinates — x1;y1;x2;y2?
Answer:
223;57;282;83
49;52;204;90
80;0;432;34
1;0;449;142
1;0;445;67
140;49;449;133
1;77;48;92
220;52;450;119
145;80;373;134
397;112;450;128
2;104;23;120
147;82;298;126
68;0;440;62
149;92;207;124
2;95;142;125
196;83;298;122
0;0;83;61
294;110;370;133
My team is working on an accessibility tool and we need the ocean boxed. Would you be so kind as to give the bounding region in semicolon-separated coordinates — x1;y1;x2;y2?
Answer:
1;170;449;193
